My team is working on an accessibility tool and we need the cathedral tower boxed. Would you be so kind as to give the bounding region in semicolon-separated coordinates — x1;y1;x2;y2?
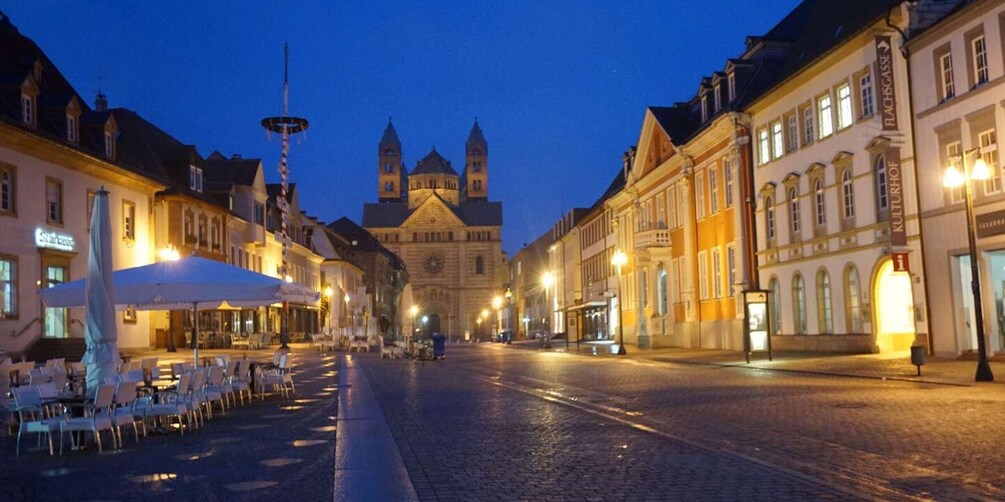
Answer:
465;120;488;200
378;120;403;201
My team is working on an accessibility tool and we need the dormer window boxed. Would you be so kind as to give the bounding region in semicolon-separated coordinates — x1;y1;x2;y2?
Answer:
66;114;78;144
189;165;203;192
700;95;708;122
727;73;736;102
713;83;721;113
21;94;35;127
104;131;115;159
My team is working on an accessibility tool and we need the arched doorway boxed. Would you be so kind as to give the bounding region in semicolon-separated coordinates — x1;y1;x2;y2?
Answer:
872;259;915;353
426;313;442;335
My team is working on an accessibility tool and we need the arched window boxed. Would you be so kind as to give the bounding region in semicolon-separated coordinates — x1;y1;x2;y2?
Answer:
475;256;484;275
769;277;781;335
875;155;888;211
845;265;863;333
841;170;855;219
384;163;393;173
814;179;825;226
789;187;801;235
792;274;806;334
765;196;776;240
817;269;833;334
657;265;668;316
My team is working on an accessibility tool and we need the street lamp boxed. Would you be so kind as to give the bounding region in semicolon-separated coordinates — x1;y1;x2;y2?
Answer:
409;305;419;339
344;293;351;338
492;295;503;342
943;150;994;382
541;271;555;349
324;286;334;334
611;249;628;356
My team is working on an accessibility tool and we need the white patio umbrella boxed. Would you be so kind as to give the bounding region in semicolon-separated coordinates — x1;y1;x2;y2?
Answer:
40;255;320;365
82;188;119;396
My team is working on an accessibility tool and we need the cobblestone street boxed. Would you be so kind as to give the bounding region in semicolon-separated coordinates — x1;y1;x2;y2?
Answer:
361;344;1005;501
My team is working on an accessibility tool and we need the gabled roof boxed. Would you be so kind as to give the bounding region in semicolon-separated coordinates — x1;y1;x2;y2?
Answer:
203;151;261;186
411;148;458;175
362;197;503;228
648;106;698;146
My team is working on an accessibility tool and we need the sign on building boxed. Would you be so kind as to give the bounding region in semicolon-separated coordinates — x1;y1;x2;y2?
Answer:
876;35;898;132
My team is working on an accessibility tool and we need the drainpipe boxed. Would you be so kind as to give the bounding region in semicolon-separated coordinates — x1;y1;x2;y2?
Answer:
888;5;935;355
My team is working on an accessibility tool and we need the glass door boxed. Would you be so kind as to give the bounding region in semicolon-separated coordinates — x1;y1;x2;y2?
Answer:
986;250;1005;354
955;255;978;352
44;265;68;338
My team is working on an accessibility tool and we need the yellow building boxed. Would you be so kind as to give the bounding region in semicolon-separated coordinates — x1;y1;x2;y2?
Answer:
363;120;503;339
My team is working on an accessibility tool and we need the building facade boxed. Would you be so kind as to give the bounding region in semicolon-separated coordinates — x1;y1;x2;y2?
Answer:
911;0;1005;358
363;121;503;338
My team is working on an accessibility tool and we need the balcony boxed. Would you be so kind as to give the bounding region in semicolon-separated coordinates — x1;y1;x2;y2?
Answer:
634;223;670;250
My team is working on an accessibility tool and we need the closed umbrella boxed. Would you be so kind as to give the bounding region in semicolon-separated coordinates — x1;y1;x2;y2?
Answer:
82;188;119;396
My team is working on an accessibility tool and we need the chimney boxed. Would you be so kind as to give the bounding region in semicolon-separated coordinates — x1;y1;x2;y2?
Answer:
94;91;108;112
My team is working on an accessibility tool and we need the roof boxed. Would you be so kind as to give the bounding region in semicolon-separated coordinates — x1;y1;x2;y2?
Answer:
266;183;297;204
649;106;699;145
411;148;458;176
362;198;502;228
589;167;626;210
203;151;261;186
466;120;487;151
378;120;401;150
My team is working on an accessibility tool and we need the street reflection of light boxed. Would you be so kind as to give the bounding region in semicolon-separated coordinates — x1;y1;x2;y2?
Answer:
130;473;178;483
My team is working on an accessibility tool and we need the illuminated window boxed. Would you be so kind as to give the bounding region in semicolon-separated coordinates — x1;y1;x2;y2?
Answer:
0;255;17;317
709;166;719;215
980;129;999;195
837;83;853;129
947;141;963;204
758;128;770;165
189;166;203;192
771;121;783;159
817;94;834;138
939;52;955;100
788;187;801;235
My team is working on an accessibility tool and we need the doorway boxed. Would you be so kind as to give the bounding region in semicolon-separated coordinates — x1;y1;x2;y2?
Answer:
44;265;68;338
872;259;915;353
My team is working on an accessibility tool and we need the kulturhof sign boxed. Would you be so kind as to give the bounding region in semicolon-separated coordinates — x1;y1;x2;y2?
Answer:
886;147;906;247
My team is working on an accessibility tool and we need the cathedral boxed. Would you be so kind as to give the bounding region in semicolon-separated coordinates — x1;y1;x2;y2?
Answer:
362;120;503;339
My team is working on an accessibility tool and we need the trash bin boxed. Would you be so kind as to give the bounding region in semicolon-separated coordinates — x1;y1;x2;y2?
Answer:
431;332;446;359
910;345;926;375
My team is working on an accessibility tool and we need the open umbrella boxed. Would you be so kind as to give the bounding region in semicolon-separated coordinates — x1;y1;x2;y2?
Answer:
40;256;320;365
82;188;119;396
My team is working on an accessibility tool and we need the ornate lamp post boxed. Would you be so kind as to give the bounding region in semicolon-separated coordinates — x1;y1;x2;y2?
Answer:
943;150;994;382
611;249;628;356
541;271;555;349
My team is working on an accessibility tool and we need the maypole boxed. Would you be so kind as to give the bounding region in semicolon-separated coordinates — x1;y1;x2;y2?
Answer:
261;43;309;348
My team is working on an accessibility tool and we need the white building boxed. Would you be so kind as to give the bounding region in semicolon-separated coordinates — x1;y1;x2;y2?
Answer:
910;0;1005;358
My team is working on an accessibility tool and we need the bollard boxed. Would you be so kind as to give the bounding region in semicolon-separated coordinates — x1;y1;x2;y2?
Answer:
910;345;926;376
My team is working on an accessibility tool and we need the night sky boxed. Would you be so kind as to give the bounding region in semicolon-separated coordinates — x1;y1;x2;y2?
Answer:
4;1;800;254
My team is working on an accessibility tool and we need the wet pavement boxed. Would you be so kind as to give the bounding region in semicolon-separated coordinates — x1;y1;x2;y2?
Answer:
361;343;1005;501
2;346;339;501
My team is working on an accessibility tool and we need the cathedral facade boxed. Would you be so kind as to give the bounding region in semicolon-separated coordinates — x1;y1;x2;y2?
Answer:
362;120;503;339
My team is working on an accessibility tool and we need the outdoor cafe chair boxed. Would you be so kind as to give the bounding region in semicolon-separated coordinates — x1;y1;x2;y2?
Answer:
60;383;117;454
186;369;208;427
229;360;252;406
12;386;61;456
260;354;294;398
28;367;54;385
139;371;192;435
221;360;239;407
204;365;228;417
112;381;145;445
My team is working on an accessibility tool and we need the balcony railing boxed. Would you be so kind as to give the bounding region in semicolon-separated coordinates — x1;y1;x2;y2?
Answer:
634;228;671;249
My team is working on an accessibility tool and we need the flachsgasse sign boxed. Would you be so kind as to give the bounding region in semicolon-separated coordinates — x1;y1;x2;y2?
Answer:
876;35;898;131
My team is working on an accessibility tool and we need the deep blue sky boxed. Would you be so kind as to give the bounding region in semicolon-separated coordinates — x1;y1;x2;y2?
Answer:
4;1;800;254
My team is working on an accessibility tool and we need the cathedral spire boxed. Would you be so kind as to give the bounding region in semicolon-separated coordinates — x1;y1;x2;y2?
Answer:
466;118;487;153
379;118;401;152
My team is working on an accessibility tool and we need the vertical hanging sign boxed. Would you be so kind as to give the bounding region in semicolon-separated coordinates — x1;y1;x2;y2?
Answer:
886;147;906;246
876;35;898;132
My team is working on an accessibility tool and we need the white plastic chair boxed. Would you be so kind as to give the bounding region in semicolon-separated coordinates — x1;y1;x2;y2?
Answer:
229;360;252;406
139;372;191;434
12;386;61;456
203;365;228;417
260;354;295;398
112;381;145;445
60;384;117;454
